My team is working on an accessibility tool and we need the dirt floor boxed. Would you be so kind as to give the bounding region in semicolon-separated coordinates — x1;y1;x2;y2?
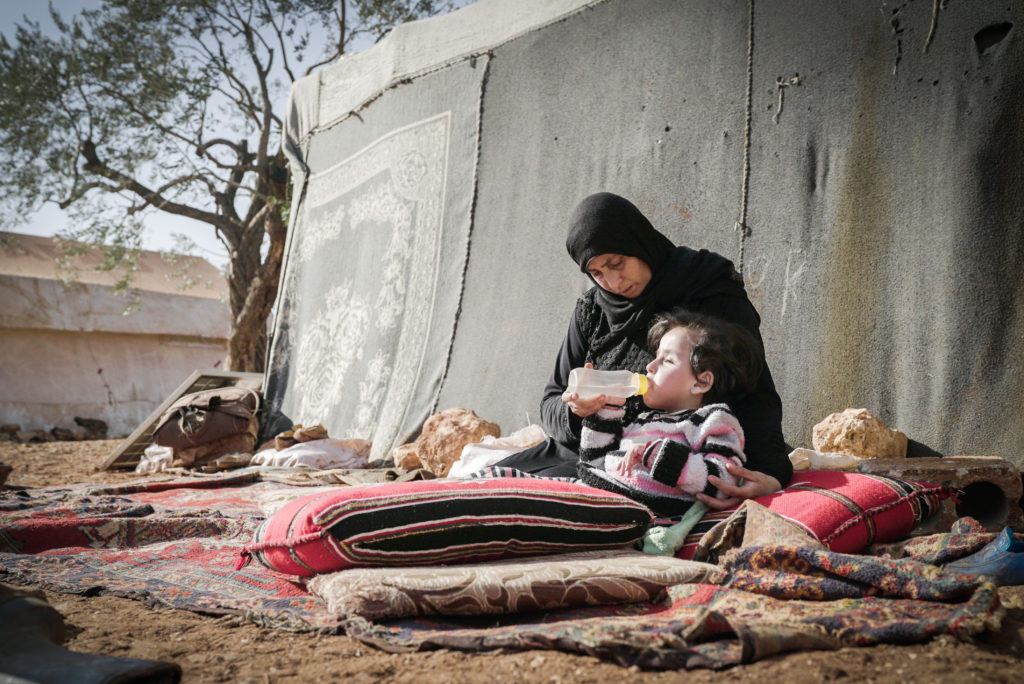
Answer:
3;439;1024;683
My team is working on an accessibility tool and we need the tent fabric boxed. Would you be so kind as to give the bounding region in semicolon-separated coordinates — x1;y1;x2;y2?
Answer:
282;0;602;153
266;62;484;461
268;0;1024;466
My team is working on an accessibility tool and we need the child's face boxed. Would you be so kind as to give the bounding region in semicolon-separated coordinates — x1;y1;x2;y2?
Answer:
643;327;707;412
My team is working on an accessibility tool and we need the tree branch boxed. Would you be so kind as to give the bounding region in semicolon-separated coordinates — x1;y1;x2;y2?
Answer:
261;0;297;83
58;180;123;208
78;139;227;227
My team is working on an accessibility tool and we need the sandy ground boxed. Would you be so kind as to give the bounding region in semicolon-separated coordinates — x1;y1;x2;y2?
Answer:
3;439;1024;683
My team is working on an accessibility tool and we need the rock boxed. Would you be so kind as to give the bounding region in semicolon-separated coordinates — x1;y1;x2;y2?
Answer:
0;424;19;435
16;430;55;444
392;443;422;471
396;408;501;477
812;408;907;461
274;432;297;451
51;427;77;442
73;417;108;439
293;424;329;442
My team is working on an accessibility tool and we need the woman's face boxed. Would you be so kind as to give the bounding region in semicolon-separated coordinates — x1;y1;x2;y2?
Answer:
585;253;652;298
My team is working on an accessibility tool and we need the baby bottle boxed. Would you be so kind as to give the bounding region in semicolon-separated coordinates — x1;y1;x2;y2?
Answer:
566;368;648;399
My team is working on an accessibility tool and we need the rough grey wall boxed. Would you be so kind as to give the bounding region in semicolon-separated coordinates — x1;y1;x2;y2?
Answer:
274;0;1023;466
437;0;1024;462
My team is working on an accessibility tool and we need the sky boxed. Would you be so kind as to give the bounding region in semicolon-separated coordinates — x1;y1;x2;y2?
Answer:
0;0;473;270
1;0;231;267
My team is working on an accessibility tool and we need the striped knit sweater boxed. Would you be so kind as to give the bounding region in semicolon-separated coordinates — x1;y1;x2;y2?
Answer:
577;403;746;517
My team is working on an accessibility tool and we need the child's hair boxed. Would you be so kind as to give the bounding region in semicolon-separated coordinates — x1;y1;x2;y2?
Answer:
647;308;764;404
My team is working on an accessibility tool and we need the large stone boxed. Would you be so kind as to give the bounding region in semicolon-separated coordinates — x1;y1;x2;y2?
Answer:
73;417;108;439
392;443;422;471
394;408;501;477
857;456;1024;532
15;430;54;444
50;427;76;442
812;408;908;461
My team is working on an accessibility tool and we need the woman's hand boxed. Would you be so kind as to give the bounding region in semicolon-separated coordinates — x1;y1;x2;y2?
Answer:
696;463;782;510
562;362;627;418
563;390;612;418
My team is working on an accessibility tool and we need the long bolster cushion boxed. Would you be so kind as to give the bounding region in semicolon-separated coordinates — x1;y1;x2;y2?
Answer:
241;477;653;577
755;470;954;552
673;470;955;560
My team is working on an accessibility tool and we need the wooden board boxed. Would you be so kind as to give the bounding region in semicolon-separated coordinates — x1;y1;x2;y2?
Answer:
100;369;264;470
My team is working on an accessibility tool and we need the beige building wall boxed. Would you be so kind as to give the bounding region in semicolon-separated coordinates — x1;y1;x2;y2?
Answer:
0;233;231;436
0;329;226;435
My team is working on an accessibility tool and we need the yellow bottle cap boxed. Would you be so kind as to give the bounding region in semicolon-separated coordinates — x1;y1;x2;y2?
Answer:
635;374;648;395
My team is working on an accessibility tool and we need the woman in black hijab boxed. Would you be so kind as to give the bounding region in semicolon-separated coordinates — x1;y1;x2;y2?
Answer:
496;192;792;508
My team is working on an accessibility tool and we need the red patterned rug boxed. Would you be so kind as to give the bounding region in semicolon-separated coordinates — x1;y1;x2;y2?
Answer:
0;476;1007;669
0;473;341;632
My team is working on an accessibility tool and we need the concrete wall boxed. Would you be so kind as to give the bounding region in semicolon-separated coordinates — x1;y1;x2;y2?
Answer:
0;328;225;435
0;236;230;436
271;0;1024;466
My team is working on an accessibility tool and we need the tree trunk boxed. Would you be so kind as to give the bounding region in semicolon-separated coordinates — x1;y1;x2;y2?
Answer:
226;316;268;372
223;165;289;373
225;245;270;373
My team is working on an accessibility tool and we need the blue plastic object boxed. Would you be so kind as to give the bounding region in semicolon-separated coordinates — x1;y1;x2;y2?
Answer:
943;527;1024;586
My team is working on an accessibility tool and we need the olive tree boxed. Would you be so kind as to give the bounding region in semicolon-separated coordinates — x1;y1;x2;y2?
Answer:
0;0;454;371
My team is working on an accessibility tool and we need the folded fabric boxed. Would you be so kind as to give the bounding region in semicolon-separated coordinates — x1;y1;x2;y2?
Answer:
788;447;861;471
250;438;371;469
866;516;991;564
448;424;547;478
448;444;524;478
308;548;725;619
135;445;175;474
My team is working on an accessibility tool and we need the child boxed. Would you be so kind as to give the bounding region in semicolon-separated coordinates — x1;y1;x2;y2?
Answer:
577;309;763;517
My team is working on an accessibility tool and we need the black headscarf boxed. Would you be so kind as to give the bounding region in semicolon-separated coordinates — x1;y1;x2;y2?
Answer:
565;192;747;353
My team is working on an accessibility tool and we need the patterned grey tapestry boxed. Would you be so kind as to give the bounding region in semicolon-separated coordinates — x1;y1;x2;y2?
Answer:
265;61;484;461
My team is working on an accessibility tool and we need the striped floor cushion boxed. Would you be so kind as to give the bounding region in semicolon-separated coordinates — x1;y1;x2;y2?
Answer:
242;477;653;577
754;470;953;552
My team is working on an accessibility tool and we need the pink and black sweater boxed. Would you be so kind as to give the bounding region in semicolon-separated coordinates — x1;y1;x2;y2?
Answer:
577;403;746;517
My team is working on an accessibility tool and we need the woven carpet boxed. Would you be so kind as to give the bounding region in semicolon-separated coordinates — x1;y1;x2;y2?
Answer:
0;477;1005;669
345;534;1002;670
0;473;342;632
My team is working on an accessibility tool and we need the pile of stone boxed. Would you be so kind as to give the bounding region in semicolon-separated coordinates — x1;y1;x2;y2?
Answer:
392;408;501;477
0;417;109;444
